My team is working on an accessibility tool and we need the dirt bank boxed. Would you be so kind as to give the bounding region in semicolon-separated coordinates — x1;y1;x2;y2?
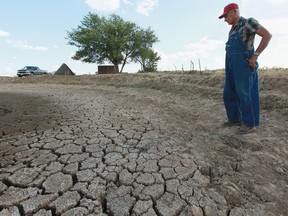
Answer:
0;73;287;215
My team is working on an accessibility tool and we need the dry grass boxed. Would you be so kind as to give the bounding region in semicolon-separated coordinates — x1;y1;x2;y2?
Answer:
0;70;225;86
1;68;287;118
259;67;288;76
0;68;287;94
0;68;287;90
1;67;287;84
0;71;225;98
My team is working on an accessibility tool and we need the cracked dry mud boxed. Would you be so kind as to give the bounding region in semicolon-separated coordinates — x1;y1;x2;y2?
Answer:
0;79;287;216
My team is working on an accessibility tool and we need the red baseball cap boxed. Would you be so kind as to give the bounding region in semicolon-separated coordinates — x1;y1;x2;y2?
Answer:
219;3;239;19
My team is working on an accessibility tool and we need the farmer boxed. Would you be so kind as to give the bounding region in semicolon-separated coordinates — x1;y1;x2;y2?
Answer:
219;3;272;134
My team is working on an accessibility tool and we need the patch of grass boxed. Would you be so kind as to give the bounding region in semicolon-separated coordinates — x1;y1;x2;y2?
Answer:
1;70;287;113
283;109;288;120
261;95;288;112
259;67;288;76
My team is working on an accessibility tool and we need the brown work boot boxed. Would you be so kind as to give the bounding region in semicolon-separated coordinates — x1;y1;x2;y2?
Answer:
222;120;242;127
236;125;256;134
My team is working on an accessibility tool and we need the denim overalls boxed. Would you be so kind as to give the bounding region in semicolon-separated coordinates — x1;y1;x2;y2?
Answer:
223;25;260;127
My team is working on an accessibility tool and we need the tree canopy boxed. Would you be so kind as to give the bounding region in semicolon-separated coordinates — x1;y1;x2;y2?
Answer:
66;13;160;73
131;28;161;72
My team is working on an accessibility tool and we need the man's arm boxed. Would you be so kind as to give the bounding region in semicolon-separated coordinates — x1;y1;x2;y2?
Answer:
248;26;272;68
255;26;272;54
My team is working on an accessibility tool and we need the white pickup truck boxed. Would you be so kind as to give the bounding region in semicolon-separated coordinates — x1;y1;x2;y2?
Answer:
17;66;47;77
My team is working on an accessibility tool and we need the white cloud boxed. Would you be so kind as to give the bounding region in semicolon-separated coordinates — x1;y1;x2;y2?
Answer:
156;37;225;71
84;0;158;16
85;0;120;11
184;37;223;58
262;18;288;36
136;0;158;16
257;35;288;68
34;46;49;51
265;0;286;4
241;0;288;18
123;0;133;6
0;66;14;77
6;39;48;51
0;29;10;37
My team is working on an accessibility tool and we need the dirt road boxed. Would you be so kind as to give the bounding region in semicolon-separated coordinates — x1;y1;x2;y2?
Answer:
0;76;287;215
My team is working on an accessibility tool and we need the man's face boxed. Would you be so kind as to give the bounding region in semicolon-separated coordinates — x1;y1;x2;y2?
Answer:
224;10;237;25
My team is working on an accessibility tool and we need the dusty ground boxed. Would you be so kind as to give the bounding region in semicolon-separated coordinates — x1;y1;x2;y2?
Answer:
0;73;287;216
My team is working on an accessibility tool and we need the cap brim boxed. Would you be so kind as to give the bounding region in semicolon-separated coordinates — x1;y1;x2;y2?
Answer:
218;13;227;19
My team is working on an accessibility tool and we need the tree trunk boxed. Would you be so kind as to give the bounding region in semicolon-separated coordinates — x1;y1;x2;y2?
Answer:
119;59;127;73
114;64;119;73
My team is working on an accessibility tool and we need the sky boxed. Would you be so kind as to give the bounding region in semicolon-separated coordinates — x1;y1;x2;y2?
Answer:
0;0;287;76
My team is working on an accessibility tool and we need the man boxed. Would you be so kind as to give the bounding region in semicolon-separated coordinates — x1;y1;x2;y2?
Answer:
219;3;272;134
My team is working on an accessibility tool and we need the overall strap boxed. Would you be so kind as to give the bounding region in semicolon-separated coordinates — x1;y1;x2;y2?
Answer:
229;17;247;36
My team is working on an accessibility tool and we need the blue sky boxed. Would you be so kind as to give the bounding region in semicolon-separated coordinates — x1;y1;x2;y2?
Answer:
0;0;287;76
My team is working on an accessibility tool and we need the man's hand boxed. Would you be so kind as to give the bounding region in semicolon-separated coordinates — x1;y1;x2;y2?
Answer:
248;55;258;68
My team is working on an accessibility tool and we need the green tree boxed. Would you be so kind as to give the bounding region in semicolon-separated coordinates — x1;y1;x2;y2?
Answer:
142;49;161;72
66;13;159;73
131;28;160;72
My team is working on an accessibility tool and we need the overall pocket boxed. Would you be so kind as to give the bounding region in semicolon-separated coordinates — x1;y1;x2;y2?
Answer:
249;61;258;74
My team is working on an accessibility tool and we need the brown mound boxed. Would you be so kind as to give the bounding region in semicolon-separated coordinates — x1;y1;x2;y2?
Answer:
54;63;75;76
